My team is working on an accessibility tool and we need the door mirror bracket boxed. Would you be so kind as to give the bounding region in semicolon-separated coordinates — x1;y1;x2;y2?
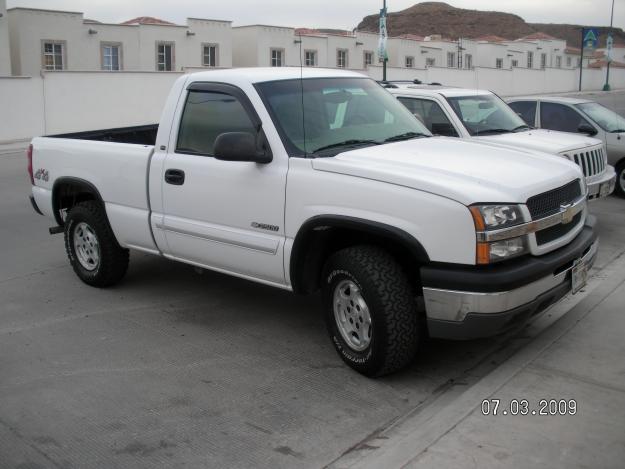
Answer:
578;124;598;136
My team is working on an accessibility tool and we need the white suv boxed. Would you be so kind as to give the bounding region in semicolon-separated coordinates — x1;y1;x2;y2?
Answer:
507;96;625;197
386;83;616;200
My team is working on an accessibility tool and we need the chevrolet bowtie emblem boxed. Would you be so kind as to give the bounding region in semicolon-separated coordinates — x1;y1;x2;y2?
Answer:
560;203;574;224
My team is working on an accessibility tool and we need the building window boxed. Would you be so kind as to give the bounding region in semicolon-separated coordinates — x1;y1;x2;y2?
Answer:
271;48;284;67
101;43;121;71
511;59;519;67
156;42;174;71
202;44;218;67
447;52;456;68
337;49;348;68
42;40;65;70
363;51;373;67
426;57;435;67
405;56;414;68
566;56;572;67
527;51;533;69
496;58;503;69
540;53;546;69
464;54;472;69
304;50;317;67
556;56;562;68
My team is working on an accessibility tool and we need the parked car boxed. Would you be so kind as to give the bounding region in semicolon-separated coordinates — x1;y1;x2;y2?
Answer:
384;83;616;200
28;68;597;376
507;96;625;197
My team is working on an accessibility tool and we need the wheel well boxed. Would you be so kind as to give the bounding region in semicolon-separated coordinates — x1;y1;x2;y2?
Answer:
290;216;429;295
51;178;104;226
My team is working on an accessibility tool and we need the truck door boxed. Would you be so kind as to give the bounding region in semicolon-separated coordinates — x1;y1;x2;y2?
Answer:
159;83;287;286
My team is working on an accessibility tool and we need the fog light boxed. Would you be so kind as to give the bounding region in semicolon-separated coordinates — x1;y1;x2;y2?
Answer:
489;237;525;260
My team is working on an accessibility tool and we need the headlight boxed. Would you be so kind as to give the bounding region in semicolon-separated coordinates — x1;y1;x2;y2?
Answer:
469;204;528;264
469;204;523;230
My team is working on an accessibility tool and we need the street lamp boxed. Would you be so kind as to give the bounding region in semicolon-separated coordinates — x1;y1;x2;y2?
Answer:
603;0;615;91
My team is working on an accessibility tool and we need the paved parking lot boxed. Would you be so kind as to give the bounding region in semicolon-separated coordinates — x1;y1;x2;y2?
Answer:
2;92;625;468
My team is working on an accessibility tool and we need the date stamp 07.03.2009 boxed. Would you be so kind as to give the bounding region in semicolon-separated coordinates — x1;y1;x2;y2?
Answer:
481;399;577;416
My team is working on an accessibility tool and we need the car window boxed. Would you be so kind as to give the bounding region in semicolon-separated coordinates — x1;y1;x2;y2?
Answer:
540;102;591;133
576;102;625;133
508;101;536;126
397;97;458;137
176;90;257;156
446;94;527;136
256;77;431;156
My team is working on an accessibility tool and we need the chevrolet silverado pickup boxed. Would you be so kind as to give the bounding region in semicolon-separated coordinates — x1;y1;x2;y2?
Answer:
385;83;616;200
28;68;598;376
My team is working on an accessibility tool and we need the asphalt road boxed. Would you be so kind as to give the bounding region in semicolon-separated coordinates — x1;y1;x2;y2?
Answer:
1;138;625;467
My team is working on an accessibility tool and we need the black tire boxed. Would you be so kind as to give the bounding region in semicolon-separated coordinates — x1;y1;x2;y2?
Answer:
64;200;129;287
322;245;419;377
615;162;625;198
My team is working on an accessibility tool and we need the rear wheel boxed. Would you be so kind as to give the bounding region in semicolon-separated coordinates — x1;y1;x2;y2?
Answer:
615;162;625;197
322;245;419;377
64;201;129;287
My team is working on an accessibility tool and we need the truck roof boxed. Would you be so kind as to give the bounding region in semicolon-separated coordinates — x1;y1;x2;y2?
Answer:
386;84;493;98
507;96;592;105
186;67;366;84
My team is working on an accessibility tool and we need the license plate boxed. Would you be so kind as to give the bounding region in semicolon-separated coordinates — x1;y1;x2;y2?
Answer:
572;258;588;294
600;181;611;198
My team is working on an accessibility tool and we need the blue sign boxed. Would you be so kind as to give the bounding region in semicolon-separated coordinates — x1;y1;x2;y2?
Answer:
582;28;599;50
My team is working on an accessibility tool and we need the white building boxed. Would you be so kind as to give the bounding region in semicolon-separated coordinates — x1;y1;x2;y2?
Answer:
232;25;382;70
0;0;10;75
6;7;232;76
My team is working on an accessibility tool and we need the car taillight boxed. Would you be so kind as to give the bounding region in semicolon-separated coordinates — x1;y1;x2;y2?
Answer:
26;144;34;185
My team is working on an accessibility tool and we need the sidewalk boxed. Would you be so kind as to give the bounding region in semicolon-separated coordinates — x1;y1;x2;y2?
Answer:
331;253;625;469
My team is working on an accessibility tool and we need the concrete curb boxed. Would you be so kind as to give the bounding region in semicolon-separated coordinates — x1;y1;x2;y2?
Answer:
329;251;625;469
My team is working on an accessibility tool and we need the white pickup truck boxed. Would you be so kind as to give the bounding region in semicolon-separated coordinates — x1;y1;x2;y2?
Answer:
29;68;598;376
384;83;616;200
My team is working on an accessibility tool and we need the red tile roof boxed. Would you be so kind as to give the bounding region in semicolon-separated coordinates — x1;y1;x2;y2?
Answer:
517;32;559;41
589;59;625;68
120;16;176;26
475;35;507;43
397;34;425;41
565;47;581;54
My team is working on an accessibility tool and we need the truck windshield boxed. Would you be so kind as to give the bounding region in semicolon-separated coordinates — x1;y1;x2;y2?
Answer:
256;77;431;157
446;94;529;136
576;102;625;133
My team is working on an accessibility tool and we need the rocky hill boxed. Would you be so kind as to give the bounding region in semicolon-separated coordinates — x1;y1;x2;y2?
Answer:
356;2;624;47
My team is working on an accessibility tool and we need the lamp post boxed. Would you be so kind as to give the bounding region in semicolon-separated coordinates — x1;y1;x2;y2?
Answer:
603;0;615;91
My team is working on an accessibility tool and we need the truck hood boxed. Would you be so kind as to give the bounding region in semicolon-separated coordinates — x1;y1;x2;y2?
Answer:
311;137;583;206
474;129;602;154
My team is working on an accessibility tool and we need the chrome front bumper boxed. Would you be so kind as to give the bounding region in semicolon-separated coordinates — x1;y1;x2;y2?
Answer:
587;166;616;200
423;240;597;323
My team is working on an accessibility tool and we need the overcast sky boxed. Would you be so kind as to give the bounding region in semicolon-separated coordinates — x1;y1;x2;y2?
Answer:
6;0;624;30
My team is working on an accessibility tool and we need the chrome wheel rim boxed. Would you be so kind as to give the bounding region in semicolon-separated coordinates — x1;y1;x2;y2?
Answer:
333;280;372;352
73;222;100;271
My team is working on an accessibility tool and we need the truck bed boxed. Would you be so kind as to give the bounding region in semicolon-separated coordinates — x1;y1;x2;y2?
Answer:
51;124;158;146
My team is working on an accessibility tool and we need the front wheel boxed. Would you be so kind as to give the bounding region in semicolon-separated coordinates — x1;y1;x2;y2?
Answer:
322;245;419;377
64;201;129;287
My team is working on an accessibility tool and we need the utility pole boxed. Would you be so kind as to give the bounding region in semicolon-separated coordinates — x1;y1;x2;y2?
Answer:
382;0;387;81
603;0;615;91
579;29;584;91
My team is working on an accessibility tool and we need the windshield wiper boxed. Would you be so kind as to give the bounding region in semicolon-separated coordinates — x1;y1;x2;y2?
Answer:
383;131;428;143
312;139;380;153
512;124;532;132
610;129;625;133
474;128;512;135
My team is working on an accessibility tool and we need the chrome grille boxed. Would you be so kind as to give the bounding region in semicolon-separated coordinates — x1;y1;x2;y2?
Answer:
526;179;582;220
571;147;606;177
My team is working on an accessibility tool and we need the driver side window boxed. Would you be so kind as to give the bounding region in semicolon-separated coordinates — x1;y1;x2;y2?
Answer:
176;90;257;156
540;102;590;134
397;97;458;137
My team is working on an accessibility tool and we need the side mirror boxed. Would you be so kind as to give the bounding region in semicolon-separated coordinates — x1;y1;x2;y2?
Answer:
214;132;272;164
578;124;598;136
